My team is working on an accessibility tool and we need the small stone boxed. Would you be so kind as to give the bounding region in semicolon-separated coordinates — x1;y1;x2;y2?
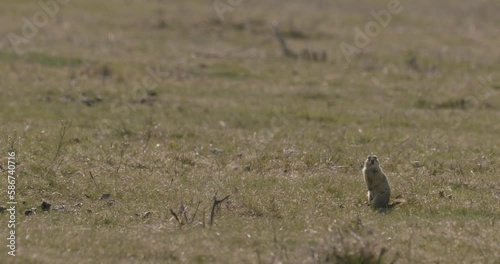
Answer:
41;201;51;211
24;208;36;216
53;205;67;212
100;193;111;200
411;161;422;168
143;212;152;218
211;148;224;155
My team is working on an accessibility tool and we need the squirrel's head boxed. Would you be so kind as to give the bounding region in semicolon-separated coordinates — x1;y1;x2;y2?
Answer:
364;155;380;168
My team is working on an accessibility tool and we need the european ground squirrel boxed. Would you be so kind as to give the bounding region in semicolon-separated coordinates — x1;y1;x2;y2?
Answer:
363;155;391;209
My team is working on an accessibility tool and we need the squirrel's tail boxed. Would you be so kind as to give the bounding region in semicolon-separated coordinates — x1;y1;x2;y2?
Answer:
388;198;407;208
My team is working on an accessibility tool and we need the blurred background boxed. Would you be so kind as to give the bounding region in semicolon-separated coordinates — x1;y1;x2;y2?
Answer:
0;1;499;263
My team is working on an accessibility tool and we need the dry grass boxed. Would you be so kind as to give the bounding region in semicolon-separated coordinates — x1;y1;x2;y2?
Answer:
0;0;499;263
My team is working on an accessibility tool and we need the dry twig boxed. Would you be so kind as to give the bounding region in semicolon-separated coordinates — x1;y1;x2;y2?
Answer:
272;22;297;58
210;193;230;227
169;208;181;225
190;201;201;224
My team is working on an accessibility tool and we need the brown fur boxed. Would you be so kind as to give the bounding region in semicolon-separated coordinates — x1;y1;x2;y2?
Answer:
363;155;391;209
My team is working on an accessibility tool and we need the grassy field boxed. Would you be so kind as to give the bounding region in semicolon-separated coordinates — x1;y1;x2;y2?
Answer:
0;0;499;263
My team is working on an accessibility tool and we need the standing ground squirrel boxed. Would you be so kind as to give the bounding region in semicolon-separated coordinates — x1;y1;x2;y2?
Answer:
363;155;391;209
